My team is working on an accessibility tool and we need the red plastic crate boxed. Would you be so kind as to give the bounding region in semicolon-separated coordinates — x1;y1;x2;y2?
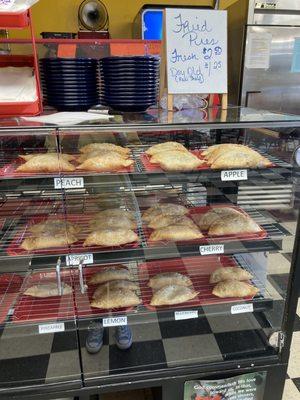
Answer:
0;55;42;117
0;10;29;29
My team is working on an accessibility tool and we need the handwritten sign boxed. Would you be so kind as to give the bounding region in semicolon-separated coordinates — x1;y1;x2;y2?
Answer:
165;8;227;94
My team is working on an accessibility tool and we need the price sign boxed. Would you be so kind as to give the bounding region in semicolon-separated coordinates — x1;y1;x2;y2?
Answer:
165;8;227;94
66;253;93;266
221;169;248;181
174;310;198;320
199;244;224;256
103;316;127;327
54;177;84;189
231;303;254;315
39;322;65;334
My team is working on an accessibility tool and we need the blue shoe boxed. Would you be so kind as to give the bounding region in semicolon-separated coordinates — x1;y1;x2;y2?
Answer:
86;321;104;354
115;326;132;350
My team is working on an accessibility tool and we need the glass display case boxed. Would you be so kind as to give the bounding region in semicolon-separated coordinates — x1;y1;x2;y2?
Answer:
0;106;299;400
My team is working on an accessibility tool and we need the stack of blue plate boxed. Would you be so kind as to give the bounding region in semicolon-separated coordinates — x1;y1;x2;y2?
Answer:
39;58;100;111
99;56;160;112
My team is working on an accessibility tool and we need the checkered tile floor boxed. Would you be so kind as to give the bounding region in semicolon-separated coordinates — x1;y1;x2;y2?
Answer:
283;300;300;399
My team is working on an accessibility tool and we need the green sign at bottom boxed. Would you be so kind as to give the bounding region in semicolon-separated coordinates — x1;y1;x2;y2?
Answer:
184;371;267;400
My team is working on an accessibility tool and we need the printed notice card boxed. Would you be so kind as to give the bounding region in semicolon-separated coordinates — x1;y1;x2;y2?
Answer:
184;372;267;400
165;8;227;94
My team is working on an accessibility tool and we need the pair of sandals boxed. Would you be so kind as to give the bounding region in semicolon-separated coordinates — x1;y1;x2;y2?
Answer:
86;321;133;353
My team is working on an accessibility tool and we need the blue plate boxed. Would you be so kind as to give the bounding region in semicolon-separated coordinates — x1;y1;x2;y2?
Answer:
102;78;159;85
101;56;159;62
40;58;98;64
101;87;158;94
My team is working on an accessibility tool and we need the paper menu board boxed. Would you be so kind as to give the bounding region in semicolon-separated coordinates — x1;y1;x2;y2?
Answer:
165;8;227;95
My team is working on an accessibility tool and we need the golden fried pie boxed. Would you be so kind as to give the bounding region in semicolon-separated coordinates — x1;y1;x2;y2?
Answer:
146;141;188;156
211;151;271;169
83;228;138;247
203;144;272;169
80;143;130;156
193;207;243;231
19;153;75;162
16;154;75;173
150;224;203;242
208;213;261;236
212;280;259;298
150;150;203;171
77;153;133;172
210;267;253;284
95;209;135;221
21;232;78;251
29;219;80;235
88;266;133;285
90;288;140;309
148;215;196;230
142;203;188;223
90;215;136;230
150;285;198;306
24;282;73;298
77;150;128;163
149;272;192;290
92;280;139;299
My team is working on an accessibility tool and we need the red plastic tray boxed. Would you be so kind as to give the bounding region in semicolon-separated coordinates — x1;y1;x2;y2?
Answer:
0;152;135;178
12;270;75;323
0;274;23;323
143;205;267;247
140;149;275;173
73;265;138;318
189;205;267;241
0;55;42;117
140;150;209;173
6;214;140;257
0;10;29;28
138;256;257;311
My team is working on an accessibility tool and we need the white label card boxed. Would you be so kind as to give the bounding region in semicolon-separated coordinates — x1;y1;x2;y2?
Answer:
54;177;84;189
231;303;254;315
175;310;198;320
245;32;272;69
221;169;248;181
165;8;227;94
199;244;224;256
66;253;93;266
39;322;65;334
103;316;127;327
